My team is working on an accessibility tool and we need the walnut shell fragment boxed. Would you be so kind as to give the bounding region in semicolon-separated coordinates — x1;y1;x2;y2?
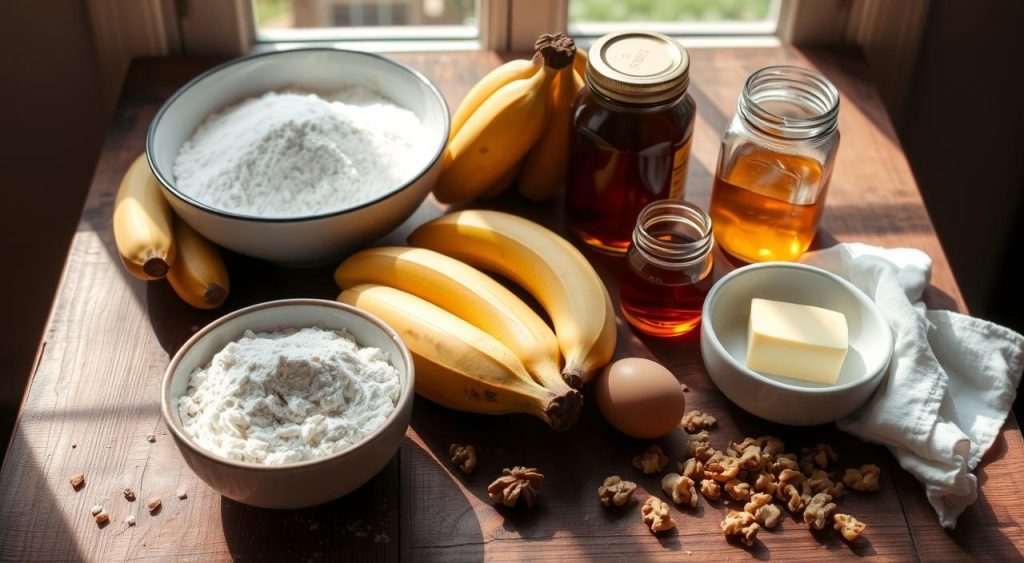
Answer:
597;476;637;507
661;473;698;508
641;497;676;533
632;444;668;474
488;466;543;508
842;464;881;492
834;513;867;541
681;410;717;433
449;443;477;475
721;510;759;546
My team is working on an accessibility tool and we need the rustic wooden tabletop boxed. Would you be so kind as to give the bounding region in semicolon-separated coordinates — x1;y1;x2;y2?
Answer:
0;47;1021;561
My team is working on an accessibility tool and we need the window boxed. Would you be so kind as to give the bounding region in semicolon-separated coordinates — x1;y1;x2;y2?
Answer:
569;0;781;37
252;0;479;43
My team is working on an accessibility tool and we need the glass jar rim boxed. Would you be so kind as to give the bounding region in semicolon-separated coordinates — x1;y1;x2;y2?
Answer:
631;200;714;270
739;65;839;140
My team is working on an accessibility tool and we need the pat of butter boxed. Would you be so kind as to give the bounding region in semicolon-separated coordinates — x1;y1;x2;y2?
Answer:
746;298;849;385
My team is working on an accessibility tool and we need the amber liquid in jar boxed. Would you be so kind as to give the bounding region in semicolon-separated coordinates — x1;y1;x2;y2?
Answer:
620;200;714;338
710;146;827;262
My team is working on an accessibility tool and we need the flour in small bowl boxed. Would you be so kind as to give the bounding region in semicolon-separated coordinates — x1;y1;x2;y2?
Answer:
172;88;429;218
178;327;401;465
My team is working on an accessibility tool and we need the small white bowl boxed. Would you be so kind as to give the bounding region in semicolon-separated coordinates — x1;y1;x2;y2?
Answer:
147;48;449;266
161;299;414;509
700;262;893;426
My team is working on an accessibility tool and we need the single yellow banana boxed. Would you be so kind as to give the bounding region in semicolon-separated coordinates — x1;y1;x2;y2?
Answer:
113;154;175;280
518;62;577;202
334;247;580;405
433;63;555;204
338;284;579;430
478;156;524;200
167;216;229;310
409;211;617;388
449;58;539;141
573;47;588;83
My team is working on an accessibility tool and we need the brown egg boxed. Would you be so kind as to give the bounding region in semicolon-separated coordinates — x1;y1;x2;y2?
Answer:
595;357;686;439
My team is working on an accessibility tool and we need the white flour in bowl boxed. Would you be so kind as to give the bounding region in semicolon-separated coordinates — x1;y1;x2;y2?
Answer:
178;327;401;465
172;88;428;218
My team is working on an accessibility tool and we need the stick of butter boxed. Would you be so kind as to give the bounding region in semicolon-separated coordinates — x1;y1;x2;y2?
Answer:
746;298;849;385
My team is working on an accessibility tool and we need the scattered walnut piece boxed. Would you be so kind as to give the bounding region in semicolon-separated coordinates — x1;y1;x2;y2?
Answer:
146;498;162;512
842;464;881;492
641;497;676;533
758;436;785;457
721;510;759;546
123;488;136;501
834;513;867;541
449;443;477;475
125;515;136;526
743;492;772;514
176;488;187;500
752;470;777;496
771;453;800;476
730;437;759;453
705;453;741;483
95;511;110;526
145;433;156;443
807;470;845;498
724;478;751;501
678;457;704;481
776;468;804;492
90;505;104;516
700;479;721;500
661;473;699;508
632;444;668;474
803;493;837;530
69;473;85;490
681;410;717;433
781;484;809;513
487;466;543;508
738;445;763;471
755;503;782;528
686;431;716;462
597;476;637;508
800;444;838;474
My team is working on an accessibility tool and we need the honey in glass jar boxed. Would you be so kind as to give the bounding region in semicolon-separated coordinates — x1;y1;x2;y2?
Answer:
709;66;840;262
620;200;714;338
567;32;696;253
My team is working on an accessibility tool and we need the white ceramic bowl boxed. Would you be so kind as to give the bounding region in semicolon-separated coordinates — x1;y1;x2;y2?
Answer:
161;299;414;509
700;262;893;426
147;48;449;266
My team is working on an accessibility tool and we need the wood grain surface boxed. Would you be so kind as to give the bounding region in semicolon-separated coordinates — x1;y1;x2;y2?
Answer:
0;48;1021;561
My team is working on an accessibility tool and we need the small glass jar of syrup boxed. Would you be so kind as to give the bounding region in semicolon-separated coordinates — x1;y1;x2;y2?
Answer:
567;32;696;253
620;200;714;338
709;66;840;262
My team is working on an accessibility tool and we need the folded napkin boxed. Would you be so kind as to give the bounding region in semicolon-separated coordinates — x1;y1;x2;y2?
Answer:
800;243;1024;529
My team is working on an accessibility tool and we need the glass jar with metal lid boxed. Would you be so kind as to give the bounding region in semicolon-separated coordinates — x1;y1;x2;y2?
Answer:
566;31;697;254
709;65;840;262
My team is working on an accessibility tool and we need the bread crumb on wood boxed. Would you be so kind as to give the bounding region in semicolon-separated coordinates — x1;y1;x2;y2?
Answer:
90;505;103;516
145;433;156;443
95;511;110;525
176;488;187;500
146;498;161;512
125;515;136;526
69;473;85;490
123;488;136;501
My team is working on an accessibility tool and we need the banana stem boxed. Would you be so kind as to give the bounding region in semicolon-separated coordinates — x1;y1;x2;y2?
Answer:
534;33;575;71
562;368;584;390
543;388;582;431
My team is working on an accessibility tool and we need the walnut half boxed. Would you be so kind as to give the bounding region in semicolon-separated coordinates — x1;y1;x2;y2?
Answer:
721;510;759;546
842;464;881;492
834;513;867;541
700;479;721;500
632;444;668;474
488;466;543;508
449;443;477;475
681;410;717;433
803;493;837;530
641;497;676;533
661;473;698;508
597;476;637;508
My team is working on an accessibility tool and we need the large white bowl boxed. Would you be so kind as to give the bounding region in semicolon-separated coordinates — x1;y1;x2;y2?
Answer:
700;262;893;426
147;48;449;266
161;299;415;509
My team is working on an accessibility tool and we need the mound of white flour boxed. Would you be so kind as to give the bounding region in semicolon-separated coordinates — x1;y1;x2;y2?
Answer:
178;327;401;465
172;88;427;218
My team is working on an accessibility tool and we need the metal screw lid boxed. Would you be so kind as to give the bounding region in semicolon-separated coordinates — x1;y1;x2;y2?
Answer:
586;31;690;105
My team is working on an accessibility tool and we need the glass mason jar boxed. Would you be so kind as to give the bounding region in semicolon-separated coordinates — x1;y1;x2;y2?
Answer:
709;66;840;263
567;31;697;254
620;200;714;338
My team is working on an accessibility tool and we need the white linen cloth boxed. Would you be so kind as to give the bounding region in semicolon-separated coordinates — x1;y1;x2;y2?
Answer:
800;243;1024;529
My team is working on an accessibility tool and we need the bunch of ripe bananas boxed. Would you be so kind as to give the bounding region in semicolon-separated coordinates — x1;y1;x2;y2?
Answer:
434;33;588;204
335;210;617;431
112;154;229;309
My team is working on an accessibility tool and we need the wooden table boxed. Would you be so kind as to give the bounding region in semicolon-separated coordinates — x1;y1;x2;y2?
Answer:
1;48;1021;561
